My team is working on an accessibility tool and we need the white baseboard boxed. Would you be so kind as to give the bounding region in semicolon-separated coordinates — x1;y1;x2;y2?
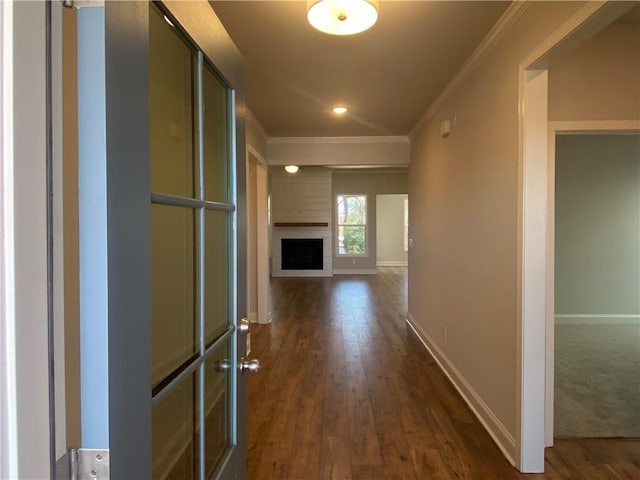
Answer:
406;313;516;466
248;312;258;323
376;261;408;267
332;269;377;275
555;314;640;325
271;271;332;278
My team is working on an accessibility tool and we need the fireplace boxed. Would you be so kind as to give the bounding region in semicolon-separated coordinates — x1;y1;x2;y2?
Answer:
281;238;323;270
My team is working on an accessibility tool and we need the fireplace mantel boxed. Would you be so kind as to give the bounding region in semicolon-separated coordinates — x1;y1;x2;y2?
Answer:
273;222;329;227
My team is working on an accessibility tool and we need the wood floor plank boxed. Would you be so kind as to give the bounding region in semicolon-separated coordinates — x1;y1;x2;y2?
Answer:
247;268;640;479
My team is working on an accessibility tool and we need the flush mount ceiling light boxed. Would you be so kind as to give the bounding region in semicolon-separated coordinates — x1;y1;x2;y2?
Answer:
332;106;348;114
307;0;379;36
284;165;300;174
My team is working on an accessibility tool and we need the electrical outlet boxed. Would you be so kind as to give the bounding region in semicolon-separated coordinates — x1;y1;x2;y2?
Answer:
442;325;447;343
352;259;356;265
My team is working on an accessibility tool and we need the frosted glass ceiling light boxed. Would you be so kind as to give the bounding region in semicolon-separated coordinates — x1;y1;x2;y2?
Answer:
332;106;348;114
284;165;300;174
307;0;379;36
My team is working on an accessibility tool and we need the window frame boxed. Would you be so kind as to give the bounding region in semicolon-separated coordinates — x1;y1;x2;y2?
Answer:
404;197;409;252
335;193;368;257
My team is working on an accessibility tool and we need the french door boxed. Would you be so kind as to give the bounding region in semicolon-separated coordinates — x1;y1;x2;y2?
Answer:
76;2;248;478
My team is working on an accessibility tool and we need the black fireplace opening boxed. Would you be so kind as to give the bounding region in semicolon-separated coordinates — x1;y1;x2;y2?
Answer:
281;238;323;270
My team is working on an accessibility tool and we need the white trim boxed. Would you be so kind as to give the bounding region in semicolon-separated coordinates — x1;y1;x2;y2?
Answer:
247;145;267;167
246;109;268;144
518;68;548;473
375;261;408;267
3;2;51;477
555;315;640;326
332;269;377;275
0;0;17;476
411;1;532;136
247;312;257;324
268;136;409;145
549;120;640;133
406;314;516;466
335;193;369;258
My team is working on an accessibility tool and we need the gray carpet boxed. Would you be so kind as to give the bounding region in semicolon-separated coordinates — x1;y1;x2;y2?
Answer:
554;323;640;438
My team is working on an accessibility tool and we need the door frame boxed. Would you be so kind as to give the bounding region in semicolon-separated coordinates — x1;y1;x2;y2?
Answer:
517;0;638;472
1;0;52;477
246;146;270;326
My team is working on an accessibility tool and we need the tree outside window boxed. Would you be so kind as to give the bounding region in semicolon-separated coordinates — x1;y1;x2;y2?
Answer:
337;195;367;255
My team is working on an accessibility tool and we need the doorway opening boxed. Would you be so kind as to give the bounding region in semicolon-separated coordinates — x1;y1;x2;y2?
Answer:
375;194;409;268
553;132;639;439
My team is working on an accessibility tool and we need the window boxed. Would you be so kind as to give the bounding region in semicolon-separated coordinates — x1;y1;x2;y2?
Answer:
404;198;409;252
336;194;367;256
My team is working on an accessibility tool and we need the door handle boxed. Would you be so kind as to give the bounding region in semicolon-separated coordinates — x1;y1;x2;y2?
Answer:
239;317;250;335
239;357;260;374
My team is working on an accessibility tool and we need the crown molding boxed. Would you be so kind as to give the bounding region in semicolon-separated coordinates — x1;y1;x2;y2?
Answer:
410;0;533;137
522;1;634;70
268;136;409;145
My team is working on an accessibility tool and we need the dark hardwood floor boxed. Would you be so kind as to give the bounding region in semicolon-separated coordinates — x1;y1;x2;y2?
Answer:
247;268;640;479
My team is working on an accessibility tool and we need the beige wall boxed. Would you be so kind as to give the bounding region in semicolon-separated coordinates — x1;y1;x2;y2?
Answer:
332;170;407;272
549;22;640;122
62;6;81;449
555;134;640;316
408;1;588;443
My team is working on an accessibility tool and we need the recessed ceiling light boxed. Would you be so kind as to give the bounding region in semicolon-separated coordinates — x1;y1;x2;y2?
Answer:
284;165;300;174
332;106;348;115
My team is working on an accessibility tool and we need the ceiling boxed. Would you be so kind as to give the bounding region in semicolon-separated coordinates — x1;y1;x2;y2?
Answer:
210;1;511;138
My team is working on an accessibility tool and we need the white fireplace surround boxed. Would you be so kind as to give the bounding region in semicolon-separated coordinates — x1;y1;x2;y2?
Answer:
272;226;333;277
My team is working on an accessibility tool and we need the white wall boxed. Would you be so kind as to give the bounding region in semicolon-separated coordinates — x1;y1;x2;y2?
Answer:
270;167;332;225
376;194;408;266
268;136;409;167
270;167;333;277
555;134;640;318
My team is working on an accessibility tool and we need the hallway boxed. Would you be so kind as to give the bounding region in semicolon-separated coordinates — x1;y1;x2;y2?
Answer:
247;268;640;479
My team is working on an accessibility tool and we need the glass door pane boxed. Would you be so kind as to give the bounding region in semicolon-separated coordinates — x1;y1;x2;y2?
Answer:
152;373;198;480
149;4;196;197
203;65;229;203
205;211;230;345
151;204;197;386
149;4;236;479
203;342;232;478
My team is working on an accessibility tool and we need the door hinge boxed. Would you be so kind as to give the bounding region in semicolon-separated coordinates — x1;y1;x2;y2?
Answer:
58;448;110;480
